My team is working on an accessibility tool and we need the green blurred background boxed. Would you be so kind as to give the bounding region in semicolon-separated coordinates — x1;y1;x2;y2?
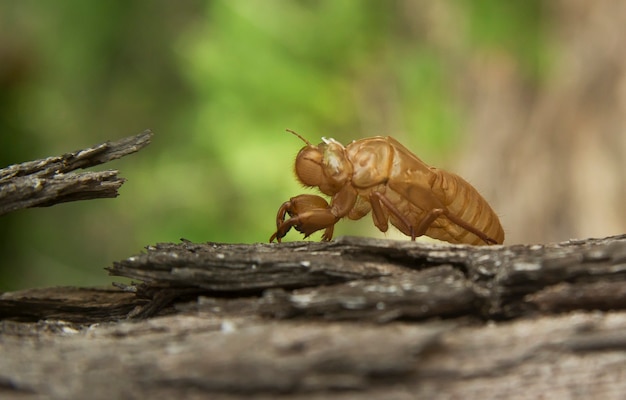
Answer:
3;1;624;290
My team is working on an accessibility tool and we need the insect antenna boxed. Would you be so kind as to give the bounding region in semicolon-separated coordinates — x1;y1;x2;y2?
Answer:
286;129;313;147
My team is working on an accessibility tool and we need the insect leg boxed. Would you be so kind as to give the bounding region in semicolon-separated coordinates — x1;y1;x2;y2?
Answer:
269;216;298;243
320;224;335;242
270;200;295;242
274;201;292;229
438;210;498;245
413;208;497;245
270;209;337;242
368;192;389;232
413;208;445;240
372;189;498;244
269;195;339;243
370;192;416;239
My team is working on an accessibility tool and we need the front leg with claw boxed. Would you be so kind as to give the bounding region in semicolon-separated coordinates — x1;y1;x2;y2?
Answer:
269;194;339;243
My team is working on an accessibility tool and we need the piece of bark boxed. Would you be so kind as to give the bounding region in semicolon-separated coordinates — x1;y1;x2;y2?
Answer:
0;287;143;323
107;234;626;321
525;280;626;313
109;240;398;291
3;234;624;324
0;129;153;215
259;266;478;322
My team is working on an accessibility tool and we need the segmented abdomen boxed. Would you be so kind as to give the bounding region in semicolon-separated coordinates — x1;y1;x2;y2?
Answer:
427;170;504;245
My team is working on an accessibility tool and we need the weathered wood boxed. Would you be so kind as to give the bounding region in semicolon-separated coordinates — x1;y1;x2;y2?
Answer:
0;287;144;323
1;234;626;399
1;310;625;399
106;234;626;321
0;130;153;215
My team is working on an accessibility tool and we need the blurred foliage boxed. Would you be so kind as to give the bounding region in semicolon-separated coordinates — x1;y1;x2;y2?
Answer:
0;0;547;290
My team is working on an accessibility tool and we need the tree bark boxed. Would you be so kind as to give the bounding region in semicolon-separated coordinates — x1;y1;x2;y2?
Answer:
1;234;625;399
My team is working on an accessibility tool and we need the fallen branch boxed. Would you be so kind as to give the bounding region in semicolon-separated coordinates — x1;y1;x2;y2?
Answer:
0;129;153;216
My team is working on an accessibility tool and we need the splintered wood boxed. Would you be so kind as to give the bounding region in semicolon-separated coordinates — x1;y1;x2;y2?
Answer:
0;130;152;215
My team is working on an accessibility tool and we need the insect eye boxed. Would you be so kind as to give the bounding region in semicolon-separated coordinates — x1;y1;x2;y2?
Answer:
295;148;323;187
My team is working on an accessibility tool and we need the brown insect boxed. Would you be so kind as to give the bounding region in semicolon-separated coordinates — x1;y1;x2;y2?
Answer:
269;130;504;245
